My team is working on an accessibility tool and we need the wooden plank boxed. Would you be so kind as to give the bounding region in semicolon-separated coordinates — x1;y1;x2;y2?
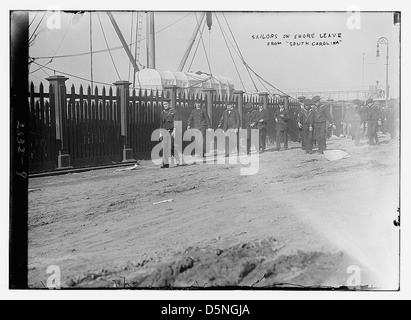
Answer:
109;89;114;156
36;100;44;163
83;100;89;159
39;84;46;164
91;101;96;158
73;101;79;159
44;100;51;163
98;101;103;157
66;98;72;159
79;100;85;159
49;84;57;163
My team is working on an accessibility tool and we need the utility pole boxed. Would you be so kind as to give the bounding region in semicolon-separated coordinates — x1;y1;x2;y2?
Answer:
376;37;389;106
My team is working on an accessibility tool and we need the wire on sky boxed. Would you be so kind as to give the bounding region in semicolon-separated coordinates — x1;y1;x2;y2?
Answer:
29;12;39;28
221;13;259;92
128;12;135;83
187;20;207;72
29;11;47;42
29;15;73;75
222;13;300;102
32;61;113;86
195;13;213;77
31;12;193;60
215;14;246;92
96;12;122;81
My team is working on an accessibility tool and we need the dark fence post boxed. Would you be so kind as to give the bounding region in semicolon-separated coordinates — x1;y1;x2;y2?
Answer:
282;95;290;111
259;92;269;109
202;88;215;127
165;85;178;110
114;81;135;163
234;90;245;127
46;75;72;169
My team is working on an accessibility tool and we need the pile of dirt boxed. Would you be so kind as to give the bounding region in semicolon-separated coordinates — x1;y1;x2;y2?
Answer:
64;238;348;289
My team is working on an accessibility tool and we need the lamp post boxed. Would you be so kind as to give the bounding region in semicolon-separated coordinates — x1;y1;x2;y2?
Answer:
376;37;389;106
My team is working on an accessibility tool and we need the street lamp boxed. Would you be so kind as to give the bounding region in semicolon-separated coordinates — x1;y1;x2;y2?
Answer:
376;37;389;106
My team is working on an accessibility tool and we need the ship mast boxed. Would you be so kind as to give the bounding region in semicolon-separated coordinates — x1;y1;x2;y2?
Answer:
146;12;156;69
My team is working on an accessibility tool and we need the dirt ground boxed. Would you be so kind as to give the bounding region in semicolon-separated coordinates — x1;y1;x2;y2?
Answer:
28;133;400;290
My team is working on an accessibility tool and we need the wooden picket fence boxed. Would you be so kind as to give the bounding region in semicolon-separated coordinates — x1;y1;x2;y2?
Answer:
29;82;57;173
65;85;123;168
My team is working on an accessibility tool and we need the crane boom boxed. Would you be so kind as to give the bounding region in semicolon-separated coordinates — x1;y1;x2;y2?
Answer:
177;12;206;72
107;12;140;73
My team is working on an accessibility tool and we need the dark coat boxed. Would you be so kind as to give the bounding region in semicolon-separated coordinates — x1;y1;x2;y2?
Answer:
219;109;241;131
365;105;382;121
298;108;314;127
256;108;270;130
160;109;176;130
349;107;362;123
187;108;211;129
274;107;290;131
245;110;258;128
313;104;333;124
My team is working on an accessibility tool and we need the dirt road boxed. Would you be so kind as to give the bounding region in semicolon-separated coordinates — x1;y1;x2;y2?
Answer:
28;133;400;289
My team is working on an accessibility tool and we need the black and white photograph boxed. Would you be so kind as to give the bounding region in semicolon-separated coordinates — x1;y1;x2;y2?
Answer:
6;0;410;300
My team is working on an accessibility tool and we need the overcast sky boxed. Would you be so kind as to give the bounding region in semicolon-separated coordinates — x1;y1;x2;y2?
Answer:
28;11;400;98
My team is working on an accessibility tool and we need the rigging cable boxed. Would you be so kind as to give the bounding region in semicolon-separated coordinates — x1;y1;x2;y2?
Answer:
195;13;213;83
90;13;94;88
29;15;73;75
29;12;39;28
31;12;193;60
96;12;122;81
215;14;246;92
32;61;113;86
128;12;135;83
187;20;207;72
29;11;46;43
221;13;259;92
222;13;300;102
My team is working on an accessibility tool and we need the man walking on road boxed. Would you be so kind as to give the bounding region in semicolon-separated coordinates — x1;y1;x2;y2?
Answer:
298;99;314;154
365;98;382;146
255;103;270;153
312;96;334;154
218;102;241;157
244;102;258;155
187;100;212;158
274;103;290;151
159;98;180;168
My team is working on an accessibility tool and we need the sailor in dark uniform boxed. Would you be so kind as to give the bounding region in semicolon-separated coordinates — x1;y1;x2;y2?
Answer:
187;100;212;158
255;103;270;152
297;99;314;154
244;102;258;155
218;102;241;157
274;103;290;151
159;98;180;168
312;95;334;154
365;98;382;145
